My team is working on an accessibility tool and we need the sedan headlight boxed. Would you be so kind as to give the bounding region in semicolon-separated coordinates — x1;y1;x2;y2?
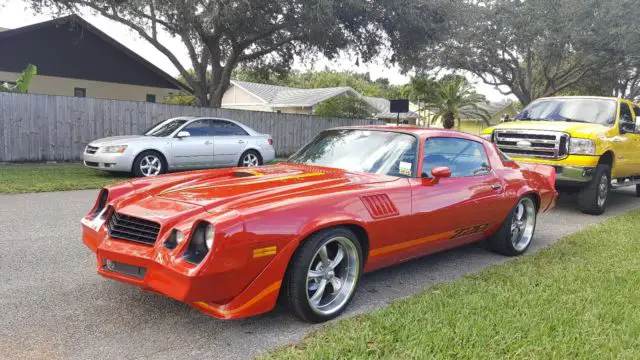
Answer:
183;222;214;264
569;138;595;155
102;145;128;153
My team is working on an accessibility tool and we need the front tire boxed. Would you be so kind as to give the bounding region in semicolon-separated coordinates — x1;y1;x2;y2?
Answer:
577;164;610;215
284;227;363;323
487;196;537;256
132;150;166;177
238;150;262;167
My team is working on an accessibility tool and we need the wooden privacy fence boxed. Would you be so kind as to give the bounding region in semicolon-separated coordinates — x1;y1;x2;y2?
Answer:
0;92;384;162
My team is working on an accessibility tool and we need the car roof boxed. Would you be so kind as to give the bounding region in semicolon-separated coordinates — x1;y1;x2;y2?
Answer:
329;125;487;142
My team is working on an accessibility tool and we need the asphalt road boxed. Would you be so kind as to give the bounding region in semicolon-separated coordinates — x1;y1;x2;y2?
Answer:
1;188;640;360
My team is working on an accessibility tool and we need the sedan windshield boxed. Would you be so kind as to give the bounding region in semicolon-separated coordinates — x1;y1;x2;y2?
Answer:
288;129;417;177
144;119;188;137
515;98;617;126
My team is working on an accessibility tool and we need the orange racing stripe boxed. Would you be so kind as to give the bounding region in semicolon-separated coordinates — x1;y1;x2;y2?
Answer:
193;281;282;317
370;230;457;257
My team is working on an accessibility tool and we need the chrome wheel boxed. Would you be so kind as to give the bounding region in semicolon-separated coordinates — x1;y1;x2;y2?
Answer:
597;174;609;207
510;197;536;252
140;155;162;176
306;236;359;316
241;152;260;167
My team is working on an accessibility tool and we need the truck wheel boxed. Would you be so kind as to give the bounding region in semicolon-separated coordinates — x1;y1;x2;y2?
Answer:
577;164;610;215
487;196;537;256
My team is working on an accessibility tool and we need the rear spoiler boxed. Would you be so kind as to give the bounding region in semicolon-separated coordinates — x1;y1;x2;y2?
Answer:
520;163;556;188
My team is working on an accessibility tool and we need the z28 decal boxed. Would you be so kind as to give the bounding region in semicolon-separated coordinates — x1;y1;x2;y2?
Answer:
451;224;489;239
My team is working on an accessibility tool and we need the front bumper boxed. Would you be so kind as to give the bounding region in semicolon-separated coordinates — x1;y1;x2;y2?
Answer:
520;162;595;184
83;152;134;172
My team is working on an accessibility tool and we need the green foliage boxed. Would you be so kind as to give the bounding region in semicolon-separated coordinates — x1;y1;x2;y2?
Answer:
263;209;640;359
402;0;640;105
31;0;446;107
426;76;489;129
0;64;37;93
314;96;374;119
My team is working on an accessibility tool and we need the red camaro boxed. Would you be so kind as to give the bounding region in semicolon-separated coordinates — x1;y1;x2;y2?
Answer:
81;127;556;323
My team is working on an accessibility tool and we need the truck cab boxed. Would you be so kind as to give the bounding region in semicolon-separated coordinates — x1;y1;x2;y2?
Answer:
481;96;640;215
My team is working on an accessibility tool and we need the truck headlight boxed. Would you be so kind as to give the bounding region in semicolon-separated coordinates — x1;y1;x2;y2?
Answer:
183;222;214;264
102;145;128;153
569;138;595;155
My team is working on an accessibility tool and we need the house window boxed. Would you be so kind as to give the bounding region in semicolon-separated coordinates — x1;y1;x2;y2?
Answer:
146;94;156;103
74;88;86;98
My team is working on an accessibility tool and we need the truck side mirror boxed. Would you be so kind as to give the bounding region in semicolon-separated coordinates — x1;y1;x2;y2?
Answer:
620;122;635;134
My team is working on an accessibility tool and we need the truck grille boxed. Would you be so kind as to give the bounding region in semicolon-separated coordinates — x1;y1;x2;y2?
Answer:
107;212;161;245
494;130;569;159
85;145;99;154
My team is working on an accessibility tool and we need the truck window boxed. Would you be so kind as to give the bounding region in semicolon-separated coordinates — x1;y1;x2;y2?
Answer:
634;105;640;132
619;102;634;124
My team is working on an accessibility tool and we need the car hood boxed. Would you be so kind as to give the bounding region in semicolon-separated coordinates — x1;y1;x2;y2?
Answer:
89;135;159;146
491;121;611;137
136;164;399;213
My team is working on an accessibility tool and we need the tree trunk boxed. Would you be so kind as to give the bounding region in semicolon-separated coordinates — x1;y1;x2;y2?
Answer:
443;112;455;129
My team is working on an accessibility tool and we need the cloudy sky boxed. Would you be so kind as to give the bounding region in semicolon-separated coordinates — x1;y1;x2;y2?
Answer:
0;0;510;101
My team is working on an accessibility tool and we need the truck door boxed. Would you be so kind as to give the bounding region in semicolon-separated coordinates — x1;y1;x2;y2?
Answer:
613;101;636;178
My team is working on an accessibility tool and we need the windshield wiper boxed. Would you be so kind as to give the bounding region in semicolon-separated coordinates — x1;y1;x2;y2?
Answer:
557;117;589;123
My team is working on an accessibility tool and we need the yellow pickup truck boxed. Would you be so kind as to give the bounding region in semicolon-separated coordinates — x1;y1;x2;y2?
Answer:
481;96;640;215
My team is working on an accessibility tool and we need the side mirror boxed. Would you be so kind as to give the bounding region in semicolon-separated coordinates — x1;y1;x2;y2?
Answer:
432;166;452;179
176;131;191;138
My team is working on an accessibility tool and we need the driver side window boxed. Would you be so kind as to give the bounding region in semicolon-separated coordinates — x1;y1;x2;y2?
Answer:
182;120;214;137
633;105;640;132
423;137;490;178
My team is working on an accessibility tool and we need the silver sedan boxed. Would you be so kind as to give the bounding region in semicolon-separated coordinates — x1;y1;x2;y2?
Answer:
83;117;276;177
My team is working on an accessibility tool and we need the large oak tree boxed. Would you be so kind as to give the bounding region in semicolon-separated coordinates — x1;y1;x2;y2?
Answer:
30;0;449;107
400;0;640;105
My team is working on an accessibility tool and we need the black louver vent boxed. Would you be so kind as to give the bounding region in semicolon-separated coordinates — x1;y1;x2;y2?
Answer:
107;212;160;245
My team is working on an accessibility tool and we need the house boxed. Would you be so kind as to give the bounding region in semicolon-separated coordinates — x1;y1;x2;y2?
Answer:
0;15;188;102
222;80;377;115
427;101;519;134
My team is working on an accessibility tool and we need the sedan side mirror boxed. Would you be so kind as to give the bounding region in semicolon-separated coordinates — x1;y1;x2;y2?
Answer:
176;131;191;138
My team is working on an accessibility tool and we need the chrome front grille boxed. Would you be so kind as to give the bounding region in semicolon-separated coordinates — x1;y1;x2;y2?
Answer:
107;212;161;245
494;130;569;159
85;145;99;154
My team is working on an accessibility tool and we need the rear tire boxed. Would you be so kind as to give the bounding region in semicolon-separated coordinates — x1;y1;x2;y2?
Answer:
487;196;537;256
284;227;363;323
577;164;610;215
132;150;167;177
238;150;262;167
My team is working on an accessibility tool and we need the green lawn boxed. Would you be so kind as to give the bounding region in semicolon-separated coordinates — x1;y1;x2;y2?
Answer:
0;163;128;193
263;210;640;359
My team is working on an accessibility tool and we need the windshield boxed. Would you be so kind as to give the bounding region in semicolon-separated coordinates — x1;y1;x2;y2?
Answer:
288;129;418;177
144;119;188;137
515;98;617;126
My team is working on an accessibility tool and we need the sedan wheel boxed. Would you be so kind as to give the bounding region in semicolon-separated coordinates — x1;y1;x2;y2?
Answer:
285;227;363;323
140;155;162;176
241;152;260;167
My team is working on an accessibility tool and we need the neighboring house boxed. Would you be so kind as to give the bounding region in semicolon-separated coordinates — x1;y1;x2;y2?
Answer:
222;80;375;115
427;101;519;134
364;96;420;125
0;15;188;102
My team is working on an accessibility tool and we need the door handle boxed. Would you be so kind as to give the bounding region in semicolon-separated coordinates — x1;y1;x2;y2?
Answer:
204;141;212;145
491;184;503;191
238;140;246;144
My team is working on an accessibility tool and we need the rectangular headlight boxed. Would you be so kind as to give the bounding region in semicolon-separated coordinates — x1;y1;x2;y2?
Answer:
102;145;128;153
569;138;595;155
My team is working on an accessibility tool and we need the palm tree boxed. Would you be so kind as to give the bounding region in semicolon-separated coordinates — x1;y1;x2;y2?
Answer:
0;64;37;93
428;76;490;129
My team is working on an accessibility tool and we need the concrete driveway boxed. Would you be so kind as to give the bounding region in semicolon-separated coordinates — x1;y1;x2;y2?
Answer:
1;188;639;360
